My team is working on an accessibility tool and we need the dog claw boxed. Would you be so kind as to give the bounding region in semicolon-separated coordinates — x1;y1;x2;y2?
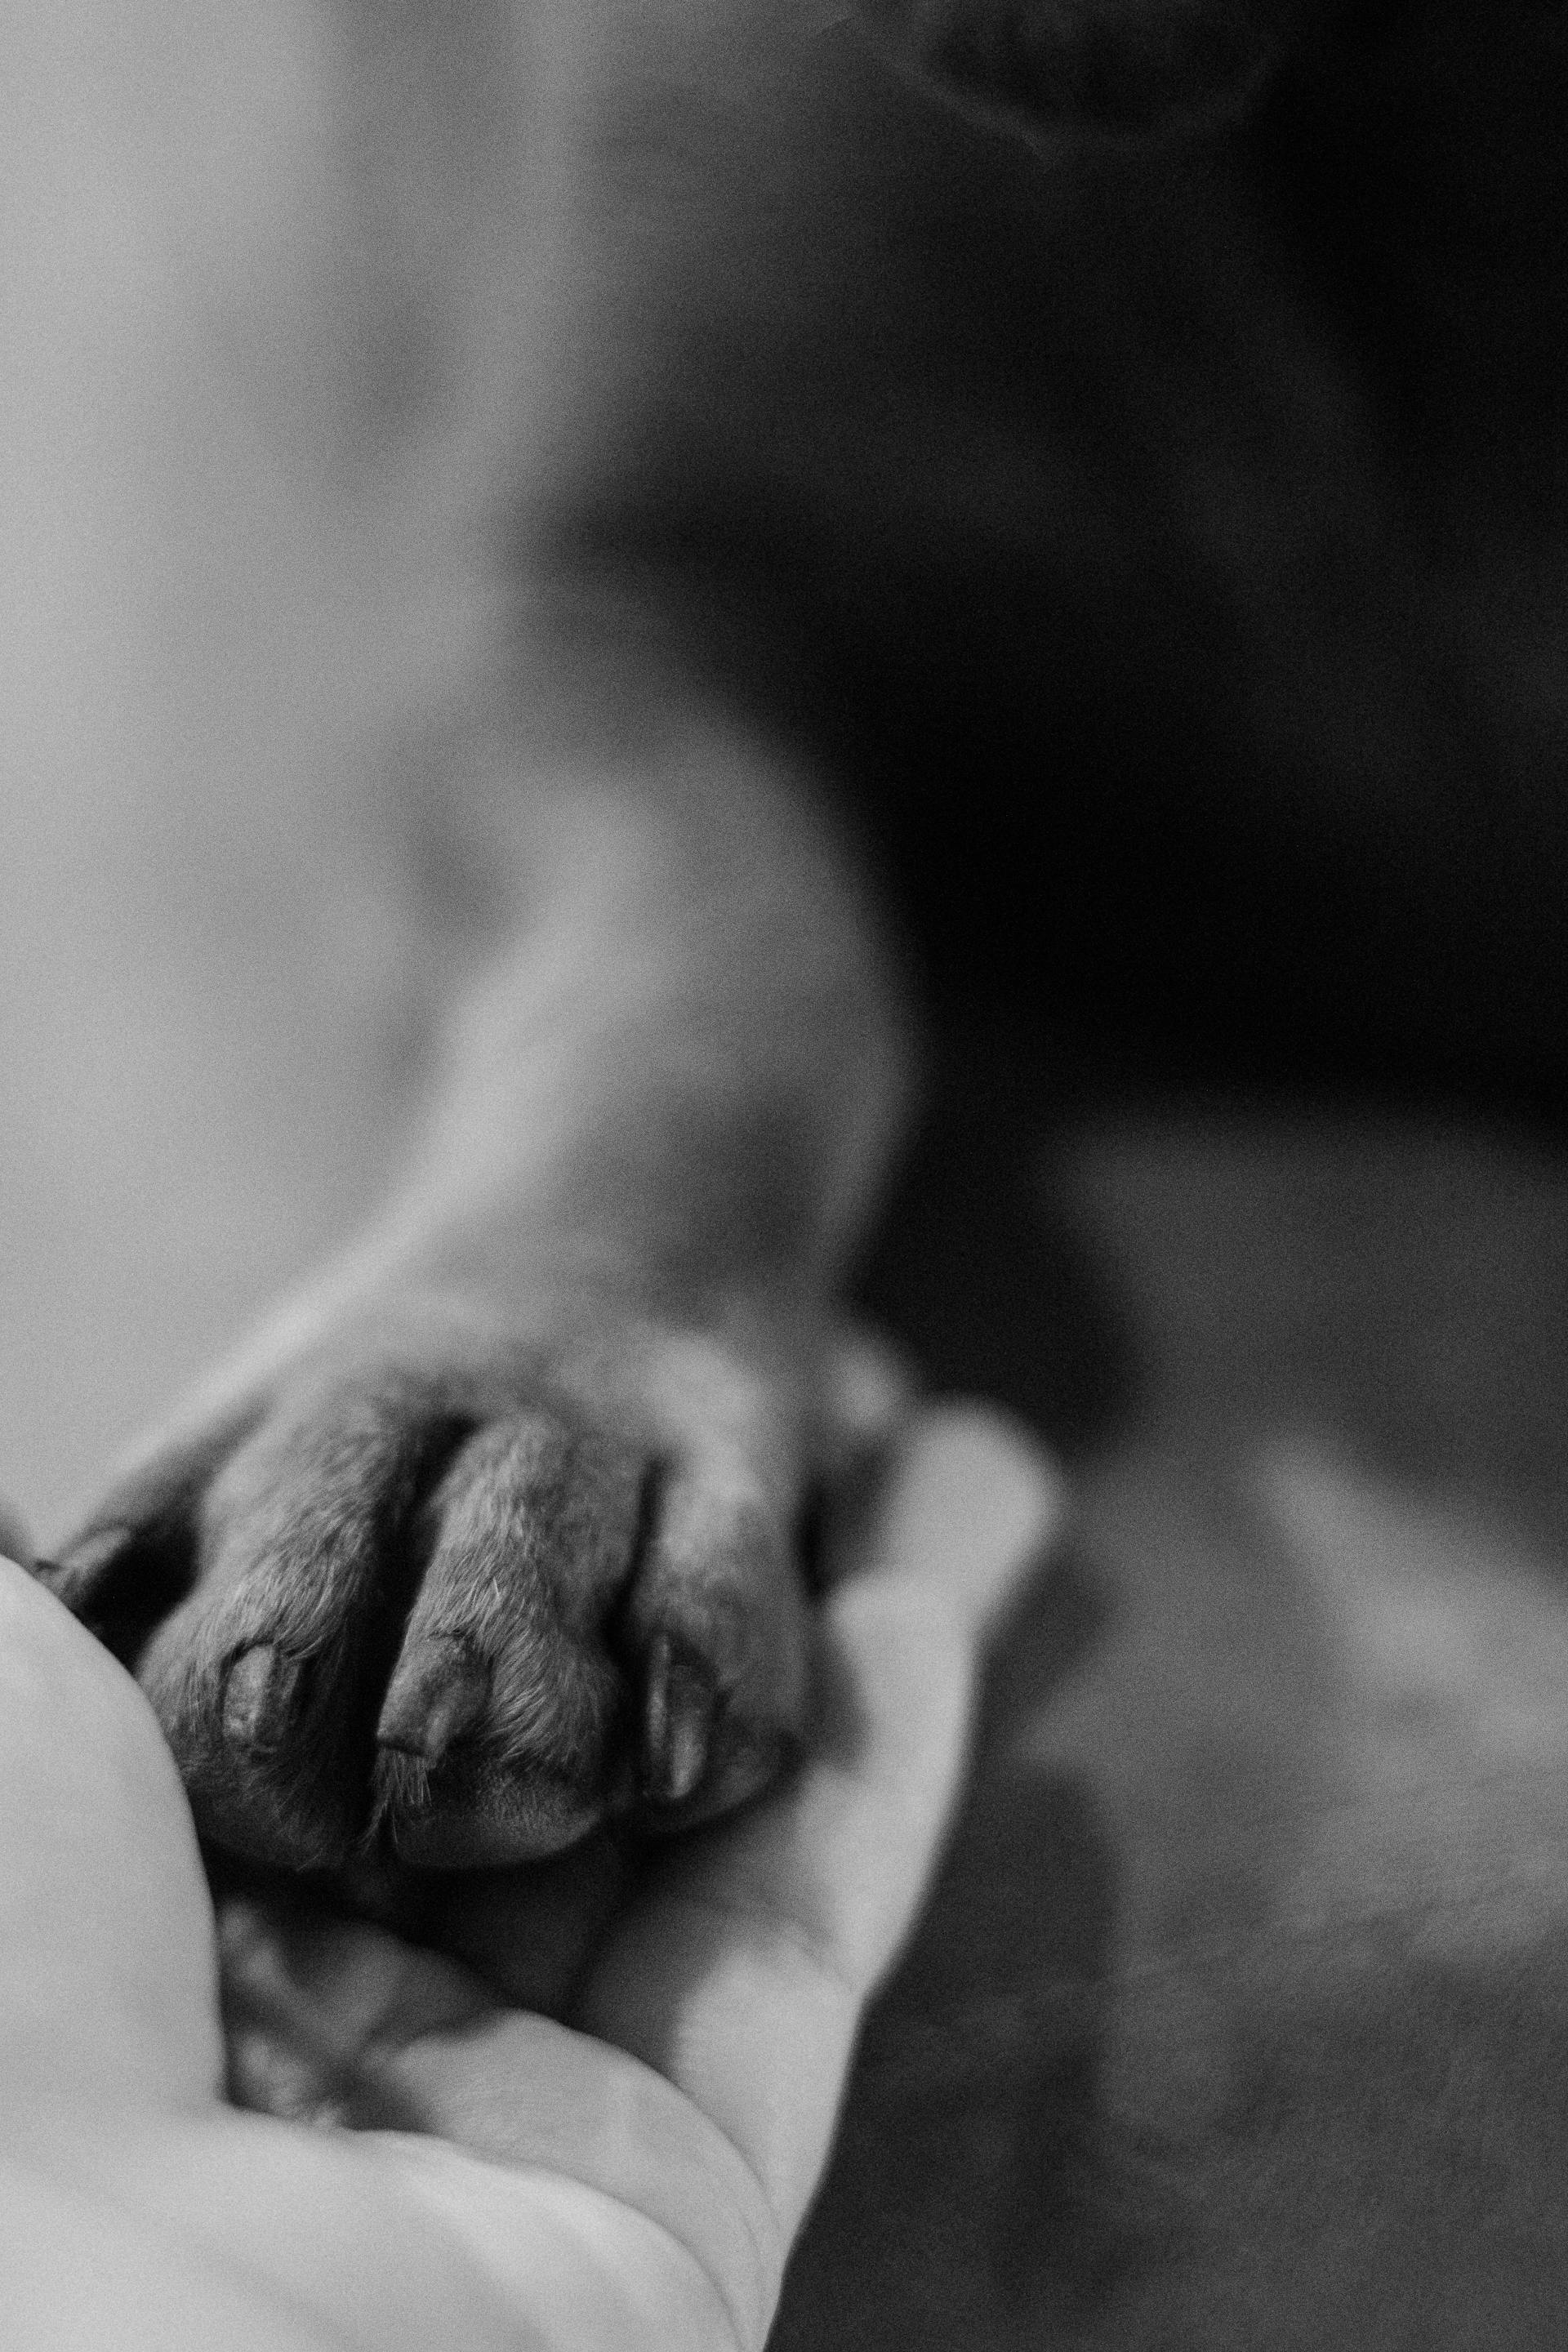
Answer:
222;1644;303;1748
376;1637;490;1764
641;1632;715;1807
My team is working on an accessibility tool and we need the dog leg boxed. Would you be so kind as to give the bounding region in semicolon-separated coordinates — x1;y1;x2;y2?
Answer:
42;602;914;1880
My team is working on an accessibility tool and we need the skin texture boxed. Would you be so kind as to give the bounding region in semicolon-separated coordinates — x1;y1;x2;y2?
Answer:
2;1409;1059;2352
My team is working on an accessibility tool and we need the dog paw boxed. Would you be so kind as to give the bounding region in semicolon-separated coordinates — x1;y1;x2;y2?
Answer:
38;1303;854;1877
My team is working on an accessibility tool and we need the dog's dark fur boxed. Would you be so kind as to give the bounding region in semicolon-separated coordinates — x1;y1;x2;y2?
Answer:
40;0;1568;1891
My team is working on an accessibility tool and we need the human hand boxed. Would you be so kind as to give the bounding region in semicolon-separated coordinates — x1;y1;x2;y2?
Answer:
0;1404;1057;2351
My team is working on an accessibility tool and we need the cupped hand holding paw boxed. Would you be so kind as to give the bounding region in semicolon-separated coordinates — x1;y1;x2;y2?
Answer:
0;1405;1057;2352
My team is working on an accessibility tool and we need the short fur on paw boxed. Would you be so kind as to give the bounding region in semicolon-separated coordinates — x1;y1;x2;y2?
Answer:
39;1303;825;1879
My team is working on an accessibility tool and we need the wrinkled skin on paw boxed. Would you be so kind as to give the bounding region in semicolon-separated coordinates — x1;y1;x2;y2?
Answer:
38;1300;835;1885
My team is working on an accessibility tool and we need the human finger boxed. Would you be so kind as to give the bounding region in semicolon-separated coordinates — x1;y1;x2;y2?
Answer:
575;1403;1061;2240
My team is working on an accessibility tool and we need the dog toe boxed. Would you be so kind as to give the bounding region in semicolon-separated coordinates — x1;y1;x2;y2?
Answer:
128;1374;475;1869
620;1455;811;1829
51;1318;818;1881
367;1411;644;1865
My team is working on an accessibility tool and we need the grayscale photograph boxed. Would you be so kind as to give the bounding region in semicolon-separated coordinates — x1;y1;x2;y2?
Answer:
2;3;1566;2343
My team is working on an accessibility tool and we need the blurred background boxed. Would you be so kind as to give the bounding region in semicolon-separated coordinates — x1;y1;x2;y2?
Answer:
0;2;529;1531
10;7;1568;2344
